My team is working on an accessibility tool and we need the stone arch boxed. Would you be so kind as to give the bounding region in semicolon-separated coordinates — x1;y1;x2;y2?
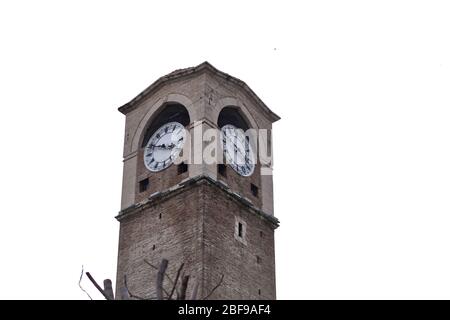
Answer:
214;97;259;130
130;93;194;153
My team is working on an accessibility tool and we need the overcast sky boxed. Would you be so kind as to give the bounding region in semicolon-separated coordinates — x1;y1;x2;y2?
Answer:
0;1;449;299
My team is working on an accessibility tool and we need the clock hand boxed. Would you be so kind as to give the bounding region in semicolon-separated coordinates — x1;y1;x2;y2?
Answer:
148;142;179;150
152;143;171;149
158;143;176;150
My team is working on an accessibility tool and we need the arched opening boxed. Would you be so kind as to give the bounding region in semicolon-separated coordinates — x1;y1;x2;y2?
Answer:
141;103;190;148
217;106;250;130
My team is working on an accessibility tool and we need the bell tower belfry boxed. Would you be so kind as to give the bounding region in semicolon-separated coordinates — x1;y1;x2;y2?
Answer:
115;62;280;299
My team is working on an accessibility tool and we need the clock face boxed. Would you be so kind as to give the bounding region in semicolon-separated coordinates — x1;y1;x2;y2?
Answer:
144;122;186;172
221;124;255;177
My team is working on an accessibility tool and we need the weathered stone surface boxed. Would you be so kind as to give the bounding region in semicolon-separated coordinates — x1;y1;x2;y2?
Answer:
116;177;277;299
115;62;279;300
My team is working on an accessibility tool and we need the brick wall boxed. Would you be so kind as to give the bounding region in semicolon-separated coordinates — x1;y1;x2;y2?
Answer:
116;184;204;299
135;147;189;203
115;178;276;300
202;181;276;299
217;162;262;210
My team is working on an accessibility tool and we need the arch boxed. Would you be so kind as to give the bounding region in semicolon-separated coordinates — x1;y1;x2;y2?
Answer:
218;106;250;130
139;103;190;149
130;93;194;153
215;97;258;130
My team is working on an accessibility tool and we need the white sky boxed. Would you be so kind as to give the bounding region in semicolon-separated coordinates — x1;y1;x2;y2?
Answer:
0;1;449;299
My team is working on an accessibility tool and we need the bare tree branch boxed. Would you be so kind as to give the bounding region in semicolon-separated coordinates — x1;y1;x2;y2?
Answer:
103;279;114;300
123;275;146;300
143;259;171;297
168;263;184;300
83;259;223;300
156;259;169;300
178;275;190;300
190;279;199;300
86;272;112;300
78;266;92;300
202;274;224;300
119;286;130;300
143;259;175;284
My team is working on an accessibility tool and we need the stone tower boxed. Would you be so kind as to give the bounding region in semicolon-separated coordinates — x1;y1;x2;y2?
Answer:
115;62;280;299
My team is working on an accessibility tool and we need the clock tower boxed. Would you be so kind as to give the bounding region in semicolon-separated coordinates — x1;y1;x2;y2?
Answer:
115;62;280;299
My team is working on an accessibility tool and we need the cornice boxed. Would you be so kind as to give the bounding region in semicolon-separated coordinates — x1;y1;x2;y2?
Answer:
117;61;280;123
116;174;279;228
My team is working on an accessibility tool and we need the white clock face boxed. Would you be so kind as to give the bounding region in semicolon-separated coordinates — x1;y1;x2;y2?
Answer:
144;122;186;172
221;124;255;176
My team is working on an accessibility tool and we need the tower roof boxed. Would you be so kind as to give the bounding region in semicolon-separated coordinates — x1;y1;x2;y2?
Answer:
118;61;280;122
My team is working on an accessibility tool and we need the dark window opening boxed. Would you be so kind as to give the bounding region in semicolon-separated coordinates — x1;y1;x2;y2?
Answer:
152;245;156;250
141;103;190;147
251;183;259;197
159;213;162;219
139;178;149;192
258;289;261;295
218;164;227;177
178;162;188;174
218;106;250;130
256;255;261;264
260;231;264;238
238;222;243;238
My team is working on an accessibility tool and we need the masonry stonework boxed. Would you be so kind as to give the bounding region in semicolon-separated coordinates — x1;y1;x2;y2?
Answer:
115;62;280;299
